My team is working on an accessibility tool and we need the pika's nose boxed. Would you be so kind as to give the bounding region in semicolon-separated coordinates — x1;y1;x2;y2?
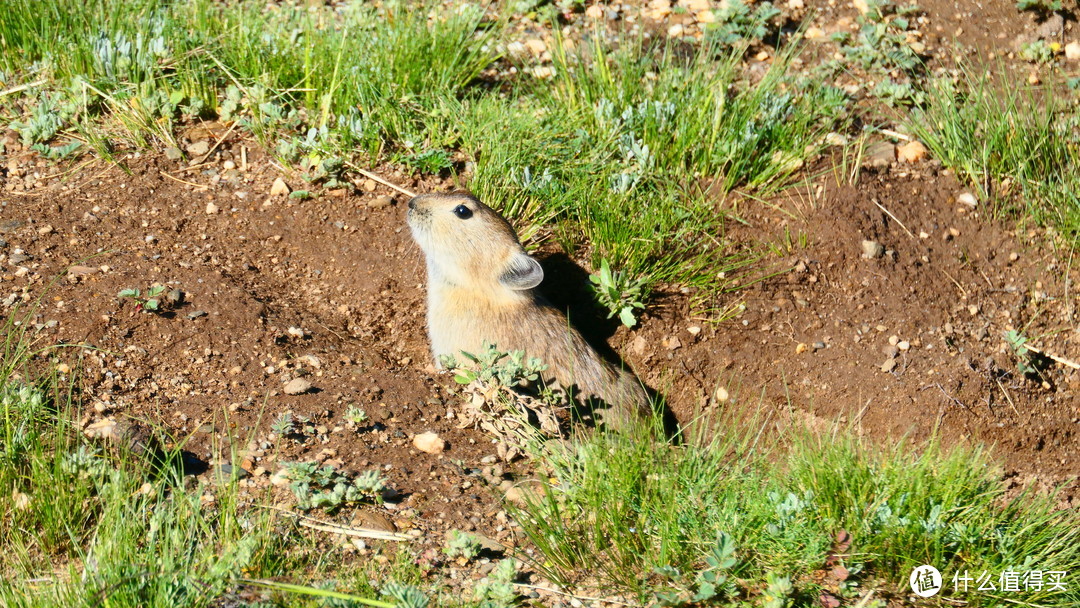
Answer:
408;197;417;210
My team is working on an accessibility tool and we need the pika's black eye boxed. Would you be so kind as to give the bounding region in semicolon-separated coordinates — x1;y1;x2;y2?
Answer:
453;204;473;219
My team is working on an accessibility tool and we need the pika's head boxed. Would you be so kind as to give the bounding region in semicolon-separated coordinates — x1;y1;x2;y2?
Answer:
407;192;544;292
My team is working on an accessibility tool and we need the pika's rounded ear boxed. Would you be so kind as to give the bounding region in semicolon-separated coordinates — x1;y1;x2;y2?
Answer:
499;252;544;290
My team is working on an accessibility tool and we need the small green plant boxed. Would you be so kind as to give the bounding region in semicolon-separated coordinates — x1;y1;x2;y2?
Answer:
439;343;547;387
402;148;454;174
703;0;781;45
381;581;429;608
31;140;82;159
840;1;924;75
872;78;926;107
653;532;739;605
117;285;166;312
1016;0;1062;12
344;405;369;426
589;259;647;328
10;92;71;146
761;572;794;608
270;411;295;436
1019;39;1054;63
285;461;384;512
473;559;519;607
1004;329;1041;376
443;529;483;561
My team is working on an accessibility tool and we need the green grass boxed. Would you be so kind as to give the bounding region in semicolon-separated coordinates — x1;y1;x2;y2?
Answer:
0;310;483;608
0;0;845;300
511;409;1080;606
908;69;1080;245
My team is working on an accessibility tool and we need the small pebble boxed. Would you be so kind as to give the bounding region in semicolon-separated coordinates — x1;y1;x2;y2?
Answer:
270;178;290;196
283;378;312;395
897;140;928;163
861;240;885;259
413;432;445;455
1066;41;1080;61
186;141;210;156
957;192;977;207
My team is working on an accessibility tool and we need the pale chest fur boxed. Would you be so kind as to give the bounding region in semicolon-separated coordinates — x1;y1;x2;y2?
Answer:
426;283;568;364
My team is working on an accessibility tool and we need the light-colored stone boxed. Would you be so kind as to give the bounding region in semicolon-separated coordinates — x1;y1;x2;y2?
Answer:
270;177;290;196
853;0;869;14
186;140;210;156
861;240;884;259
897;140;928;163
413;431;446;454
804;27;826;41
957;192;978;208
506;41;527;59
68;265;98;276
283;377;312;395
12;491;30;511
205;202;219;215
270;468;291;487
585;4;603;18
524;39;547;56
84;418;118;439
1066;41;1080;61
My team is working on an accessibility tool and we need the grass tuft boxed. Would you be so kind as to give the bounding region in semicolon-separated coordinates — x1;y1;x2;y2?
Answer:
511;407;1080;606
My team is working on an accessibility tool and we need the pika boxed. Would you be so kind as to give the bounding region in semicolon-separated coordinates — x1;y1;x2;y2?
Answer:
407;191;651;427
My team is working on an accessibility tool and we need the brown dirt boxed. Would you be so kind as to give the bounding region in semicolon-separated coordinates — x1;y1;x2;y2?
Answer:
630;161;1080;503
3;130;1076;536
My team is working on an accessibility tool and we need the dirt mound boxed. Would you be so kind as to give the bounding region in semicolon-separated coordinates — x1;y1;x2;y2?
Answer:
628;162;1078;501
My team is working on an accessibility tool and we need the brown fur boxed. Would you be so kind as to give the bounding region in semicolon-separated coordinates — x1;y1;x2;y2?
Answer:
407;192;650;426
